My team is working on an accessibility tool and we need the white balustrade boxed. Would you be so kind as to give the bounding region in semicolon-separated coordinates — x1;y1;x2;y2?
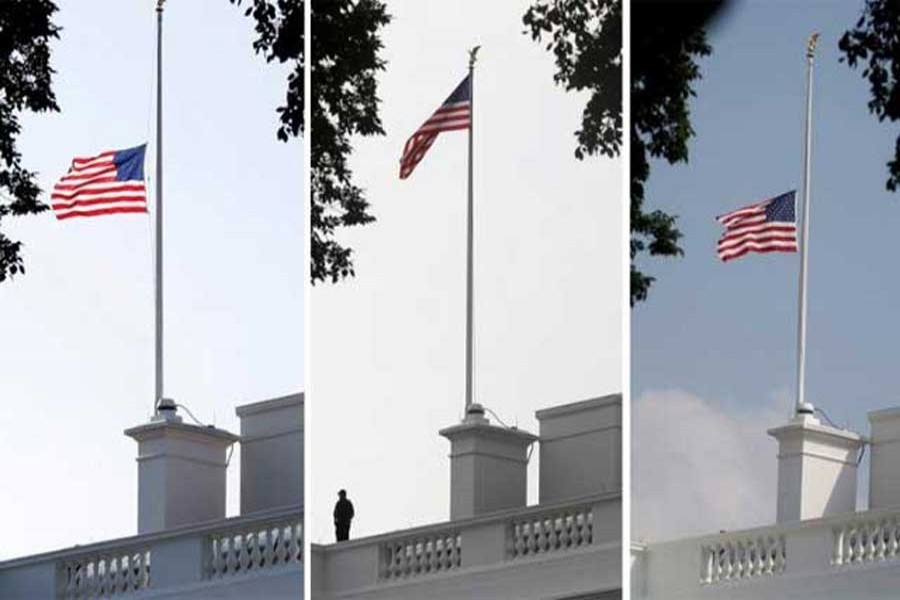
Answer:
24;507;303;597
700;534;786;584
379;531;462;580
58;548;151;598
205;517;303;579
832;516;900;566
508;504;594;558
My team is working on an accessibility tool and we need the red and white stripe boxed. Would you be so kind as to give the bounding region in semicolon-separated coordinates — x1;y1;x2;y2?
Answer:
51;151;147;220
716;202;797;262
399;101;471;179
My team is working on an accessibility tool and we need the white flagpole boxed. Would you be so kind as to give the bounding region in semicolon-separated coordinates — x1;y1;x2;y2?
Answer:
154;0;165;411
795;33;819;417
465;47;479;413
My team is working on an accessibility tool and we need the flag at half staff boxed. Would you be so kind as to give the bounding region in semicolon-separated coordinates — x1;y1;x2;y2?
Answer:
716;190;798;262
399;75;472;179
51;145;148;220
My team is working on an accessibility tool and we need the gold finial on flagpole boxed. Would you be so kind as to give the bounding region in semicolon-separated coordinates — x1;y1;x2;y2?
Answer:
469;46;481;68
806;32;820;59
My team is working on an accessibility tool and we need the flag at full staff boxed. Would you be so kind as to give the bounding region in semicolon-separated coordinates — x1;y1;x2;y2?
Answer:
399;75;472;179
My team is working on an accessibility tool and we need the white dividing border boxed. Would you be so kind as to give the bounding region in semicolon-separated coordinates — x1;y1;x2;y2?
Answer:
303;0;312;596
621;0;632;596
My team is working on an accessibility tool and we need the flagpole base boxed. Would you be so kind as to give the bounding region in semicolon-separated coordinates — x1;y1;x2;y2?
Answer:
464;402;487;424
796;401;815;416
154;397;181;423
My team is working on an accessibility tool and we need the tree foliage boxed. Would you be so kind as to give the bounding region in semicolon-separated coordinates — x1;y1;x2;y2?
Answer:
630;1;720;304
230;0;304;140
0;0;60;283
523;0;623;160
524;0;722;305
310;0;390;284
840;0;900;192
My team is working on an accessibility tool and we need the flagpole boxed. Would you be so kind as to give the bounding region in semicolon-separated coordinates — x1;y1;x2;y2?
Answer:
795;33;819;417
465;47;479;413
154;0;165;412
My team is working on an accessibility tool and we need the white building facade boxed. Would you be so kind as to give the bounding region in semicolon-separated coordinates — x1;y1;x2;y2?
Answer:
0;394;303;599
634;407;900;599
312;395;622;600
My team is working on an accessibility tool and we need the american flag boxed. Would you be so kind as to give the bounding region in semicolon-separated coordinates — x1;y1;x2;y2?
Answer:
51;145;148;220
716;191;798;262
399;75;471;179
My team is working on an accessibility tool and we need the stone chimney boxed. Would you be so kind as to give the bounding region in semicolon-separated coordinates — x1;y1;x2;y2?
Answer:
768;411;864;523
125;400;239;534
868;407;900;510
236;393;303;514
536;395;622;503
440;403;537;520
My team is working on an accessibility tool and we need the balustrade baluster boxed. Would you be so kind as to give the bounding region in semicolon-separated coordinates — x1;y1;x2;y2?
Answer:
124;554;135;590
398;543;409;577
292;523;303;563
586;510;594;544
424;539;432;572
723;543;733;580
744;542;753;578
547;517;559;551
139;552;150;588
833;527;844;566
887;520;895;560
867;523;877;560
755;537;766;576
280;528;293;564
435;538;446;570
559;516;570;549
247;531;261;570
776;537;787;573
532;520;543;554
224;537;237;574
239;534;251;571
414;540;423;574
88;560;100;597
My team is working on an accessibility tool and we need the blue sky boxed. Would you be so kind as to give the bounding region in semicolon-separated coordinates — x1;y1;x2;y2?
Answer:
0;1;302;558
633;0;900;540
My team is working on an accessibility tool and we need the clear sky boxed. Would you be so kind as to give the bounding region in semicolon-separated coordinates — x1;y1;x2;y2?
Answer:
0;1;303;559
632;0;899;542
310;0;623;543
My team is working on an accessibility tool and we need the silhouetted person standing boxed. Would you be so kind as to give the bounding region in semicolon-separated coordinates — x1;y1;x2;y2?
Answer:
334;489;354;542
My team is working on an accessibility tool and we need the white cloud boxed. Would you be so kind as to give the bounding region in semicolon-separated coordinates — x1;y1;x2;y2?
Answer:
632;389;788;542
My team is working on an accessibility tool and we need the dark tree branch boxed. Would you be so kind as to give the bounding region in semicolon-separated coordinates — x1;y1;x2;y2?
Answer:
0;0;60;282
310;0;389;283
840;0;900;192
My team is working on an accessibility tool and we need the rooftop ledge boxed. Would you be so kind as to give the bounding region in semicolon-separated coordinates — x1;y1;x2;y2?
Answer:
312;493;620;597
316;491;618;553
634;504;900;598
0;505;302;598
